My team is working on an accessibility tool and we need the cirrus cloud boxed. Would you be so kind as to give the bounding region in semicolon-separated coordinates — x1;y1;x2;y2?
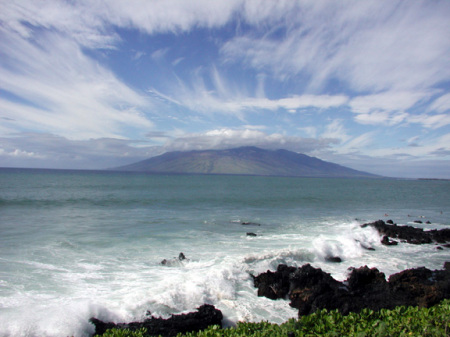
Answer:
0;0;448;178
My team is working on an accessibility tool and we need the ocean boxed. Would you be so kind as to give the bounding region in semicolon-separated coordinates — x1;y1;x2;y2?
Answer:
0;168;449;336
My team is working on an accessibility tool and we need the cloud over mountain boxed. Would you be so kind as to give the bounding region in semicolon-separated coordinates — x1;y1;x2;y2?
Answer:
0;0;449;178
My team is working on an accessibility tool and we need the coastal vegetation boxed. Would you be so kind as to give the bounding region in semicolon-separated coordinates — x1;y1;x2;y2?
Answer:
100;299;450;337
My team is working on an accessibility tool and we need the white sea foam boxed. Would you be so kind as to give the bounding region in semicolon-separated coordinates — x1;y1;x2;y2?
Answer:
1;172;448;336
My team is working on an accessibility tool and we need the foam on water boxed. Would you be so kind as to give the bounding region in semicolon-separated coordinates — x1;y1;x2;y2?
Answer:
1;220;449;336
1;171;449;336
0;219;446;335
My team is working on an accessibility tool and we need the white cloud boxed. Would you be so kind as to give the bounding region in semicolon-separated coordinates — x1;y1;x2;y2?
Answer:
357;133;450;160
151;48;170;61
89;0;242;34
321;120;350;143
222;95;348;113
349;91;430;115
0;1;119;49
0;27;153;140
221;1;450;92
354;110;409;126
321;132;450;178
298;127;317;138
0;129;341;169
164;128;339;153
408;114;450;130
1;0;449;177
4;1;449;97
349;91;449;127
0;133;161;169
429;93;450;113
0;148;45;159
132;51;146;61
164;66;348;115
341;132;375;152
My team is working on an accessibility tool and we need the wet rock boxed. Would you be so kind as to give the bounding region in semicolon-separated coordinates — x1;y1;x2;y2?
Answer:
362;220;450;245
253;264;296;300
241;222;261;226
254;263;450;317
347;266;387;292
246;232;257;237
90;304;223;337
428;228;450;244
381;235;398;246
325;256;342;263
388;266;450;307
161;252;188;266
287;264;343;315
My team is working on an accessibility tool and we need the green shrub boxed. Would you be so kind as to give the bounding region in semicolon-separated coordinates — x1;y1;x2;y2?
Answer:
101;299;450;337
101;327;147;337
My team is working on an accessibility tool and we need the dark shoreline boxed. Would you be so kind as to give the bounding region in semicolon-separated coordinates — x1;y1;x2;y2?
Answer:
253;220;450;317
91;262;450;336
254;262;450;317
362;219;450;245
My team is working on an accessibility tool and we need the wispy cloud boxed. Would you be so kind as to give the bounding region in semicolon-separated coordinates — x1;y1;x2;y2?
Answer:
0;0;448;177
429;93;450;113
321;120;350;144
221;1;450;93
0;27;153;139
158;66;348;115
349;91;431;115
408;114;450;130
1;1;119;49
151;48;170;61
366;133;450;159
349;91;450;128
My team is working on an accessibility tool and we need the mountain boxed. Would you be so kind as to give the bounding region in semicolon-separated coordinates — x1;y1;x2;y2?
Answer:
113;147;378;178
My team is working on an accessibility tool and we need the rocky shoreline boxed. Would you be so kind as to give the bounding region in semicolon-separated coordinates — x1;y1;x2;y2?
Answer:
90;304;223;337
362;219;450;246
254;262;450;317
90;220;450;336
253;219;450;317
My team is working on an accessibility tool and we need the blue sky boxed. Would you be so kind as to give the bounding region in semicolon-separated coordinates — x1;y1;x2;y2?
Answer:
1;0;449;178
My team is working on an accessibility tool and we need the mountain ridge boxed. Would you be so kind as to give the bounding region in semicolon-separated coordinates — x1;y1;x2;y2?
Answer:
113;146;379;178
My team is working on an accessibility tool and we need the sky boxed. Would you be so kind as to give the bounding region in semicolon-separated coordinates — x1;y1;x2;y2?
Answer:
0;0;449;178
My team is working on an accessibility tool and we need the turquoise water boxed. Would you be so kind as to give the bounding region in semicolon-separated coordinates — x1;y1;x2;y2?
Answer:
0;169;449;336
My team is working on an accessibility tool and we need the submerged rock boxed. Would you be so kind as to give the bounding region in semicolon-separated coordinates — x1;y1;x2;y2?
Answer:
254;263;450;317
241;222;261;226
90;304;223;337
161;252;188;266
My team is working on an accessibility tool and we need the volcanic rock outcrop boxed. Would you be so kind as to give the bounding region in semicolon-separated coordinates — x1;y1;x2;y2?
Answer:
253;263;450;317
90;304;223;337
362;219;450;245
